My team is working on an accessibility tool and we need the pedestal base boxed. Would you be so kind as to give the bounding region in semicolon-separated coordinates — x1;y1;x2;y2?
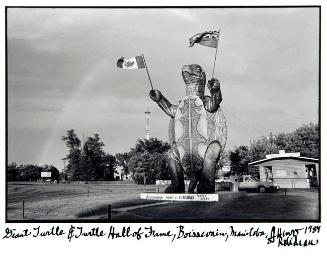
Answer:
140;192;247;202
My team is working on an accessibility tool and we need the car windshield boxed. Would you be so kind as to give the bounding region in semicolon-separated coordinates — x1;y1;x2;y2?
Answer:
250;176;259;181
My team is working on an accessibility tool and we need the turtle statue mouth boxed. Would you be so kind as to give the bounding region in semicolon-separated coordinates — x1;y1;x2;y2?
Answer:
182;70;202;81
182;64;206;96
182;64;204;77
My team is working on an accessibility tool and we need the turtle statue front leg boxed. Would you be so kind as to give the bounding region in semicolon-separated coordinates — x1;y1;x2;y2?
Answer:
197;141;222;193
165;144;185;193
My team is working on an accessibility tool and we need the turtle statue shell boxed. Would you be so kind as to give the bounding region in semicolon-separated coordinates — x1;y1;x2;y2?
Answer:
168;95;227;174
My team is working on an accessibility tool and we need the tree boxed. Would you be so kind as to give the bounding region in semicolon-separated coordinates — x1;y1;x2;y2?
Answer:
82;134;105;181
129;151;152;184
82;134;117;181
61;129;82;180
229;146;251;175
18;164;42;181
62;130;117;181
291;123;319;158
130;138;170;154
274;132;291;151
7;162;19;181
128;138;170;184
153;152;170;180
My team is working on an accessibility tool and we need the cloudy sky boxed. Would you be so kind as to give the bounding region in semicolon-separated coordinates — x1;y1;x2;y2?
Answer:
7;7;319;170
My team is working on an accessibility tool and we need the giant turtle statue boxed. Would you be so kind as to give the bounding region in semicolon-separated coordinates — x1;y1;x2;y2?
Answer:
149;64;227;193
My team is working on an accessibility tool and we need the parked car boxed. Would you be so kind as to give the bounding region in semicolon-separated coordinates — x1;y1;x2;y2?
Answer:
238;175;279;193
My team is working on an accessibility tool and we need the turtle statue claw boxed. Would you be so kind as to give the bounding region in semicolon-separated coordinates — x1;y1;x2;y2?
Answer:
149;64;227;193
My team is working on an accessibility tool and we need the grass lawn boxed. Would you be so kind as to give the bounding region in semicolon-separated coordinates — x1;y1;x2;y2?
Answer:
7;182;161;220
7;182;319;222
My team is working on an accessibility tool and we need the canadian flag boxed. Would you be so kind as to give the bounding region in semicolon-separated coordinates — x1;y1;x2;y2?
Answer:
117;55;146;69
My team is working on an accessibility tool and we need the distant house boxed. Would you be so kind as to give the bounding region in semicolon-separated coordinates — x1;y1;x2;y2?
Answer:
217;165;231;178
248;150;319;188
115;165;124;181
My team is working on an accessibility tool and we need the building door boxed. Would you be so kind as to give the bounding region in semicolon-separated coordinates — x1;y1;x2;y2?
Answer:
305;164;318;187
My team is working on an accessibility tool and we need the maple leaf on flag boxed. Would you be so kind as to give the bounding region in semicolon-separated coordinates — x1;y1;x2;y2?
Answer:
117;56;145;69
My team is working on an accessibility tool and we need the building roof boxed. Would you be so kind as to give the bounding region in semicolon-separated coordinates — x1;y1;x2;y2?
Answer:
266;150;300;159
249;156;319;166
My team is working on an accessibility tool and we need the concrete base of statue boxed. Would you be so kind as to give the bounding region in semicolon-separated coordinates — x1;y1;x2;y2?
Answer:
140;191;246;202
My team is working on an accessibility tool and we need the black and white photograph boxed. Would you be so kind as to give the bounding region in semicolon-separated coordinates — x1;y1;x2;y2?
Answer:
5;5;321;222
1;1;326;257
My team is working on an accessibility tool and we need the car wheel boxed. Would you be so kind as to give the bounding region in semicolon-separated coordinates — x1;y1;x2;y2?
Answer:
258;186;266;193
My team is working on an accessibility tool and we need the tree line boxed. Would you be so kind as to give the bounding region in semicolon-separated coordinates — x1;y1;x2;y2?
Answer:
7;123;318;183
118;138;228;184
7;163;60;182
61;130;172;183
229;123;319;176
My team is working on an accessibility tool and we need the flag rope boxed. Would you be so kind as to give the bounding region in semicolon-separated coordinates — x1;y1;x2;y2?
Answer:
142;54;154;90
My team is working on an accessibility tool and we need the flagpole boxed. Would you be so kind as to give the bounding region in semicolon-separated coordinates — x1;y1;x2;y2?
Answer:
142;54;154;90
211;30;221;78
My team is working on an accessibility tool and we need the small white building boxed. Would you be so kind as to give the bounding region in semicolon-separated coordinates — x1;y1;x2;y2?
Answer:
248;150;319;188
115;165;124;181
217;165;231;178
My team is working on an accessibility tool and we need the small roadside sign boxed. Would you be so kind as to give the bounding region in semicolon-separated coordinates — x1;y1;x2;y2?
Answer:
41;171;51;178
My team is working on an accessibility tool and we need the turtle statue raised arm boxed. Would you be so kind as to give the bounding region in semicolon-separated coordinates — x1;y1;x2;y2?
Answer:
149;64;227;193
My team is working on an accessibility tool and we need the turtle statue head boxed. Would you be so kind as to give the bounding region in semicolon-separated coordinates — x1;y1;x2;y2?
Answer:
182;64;206;97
